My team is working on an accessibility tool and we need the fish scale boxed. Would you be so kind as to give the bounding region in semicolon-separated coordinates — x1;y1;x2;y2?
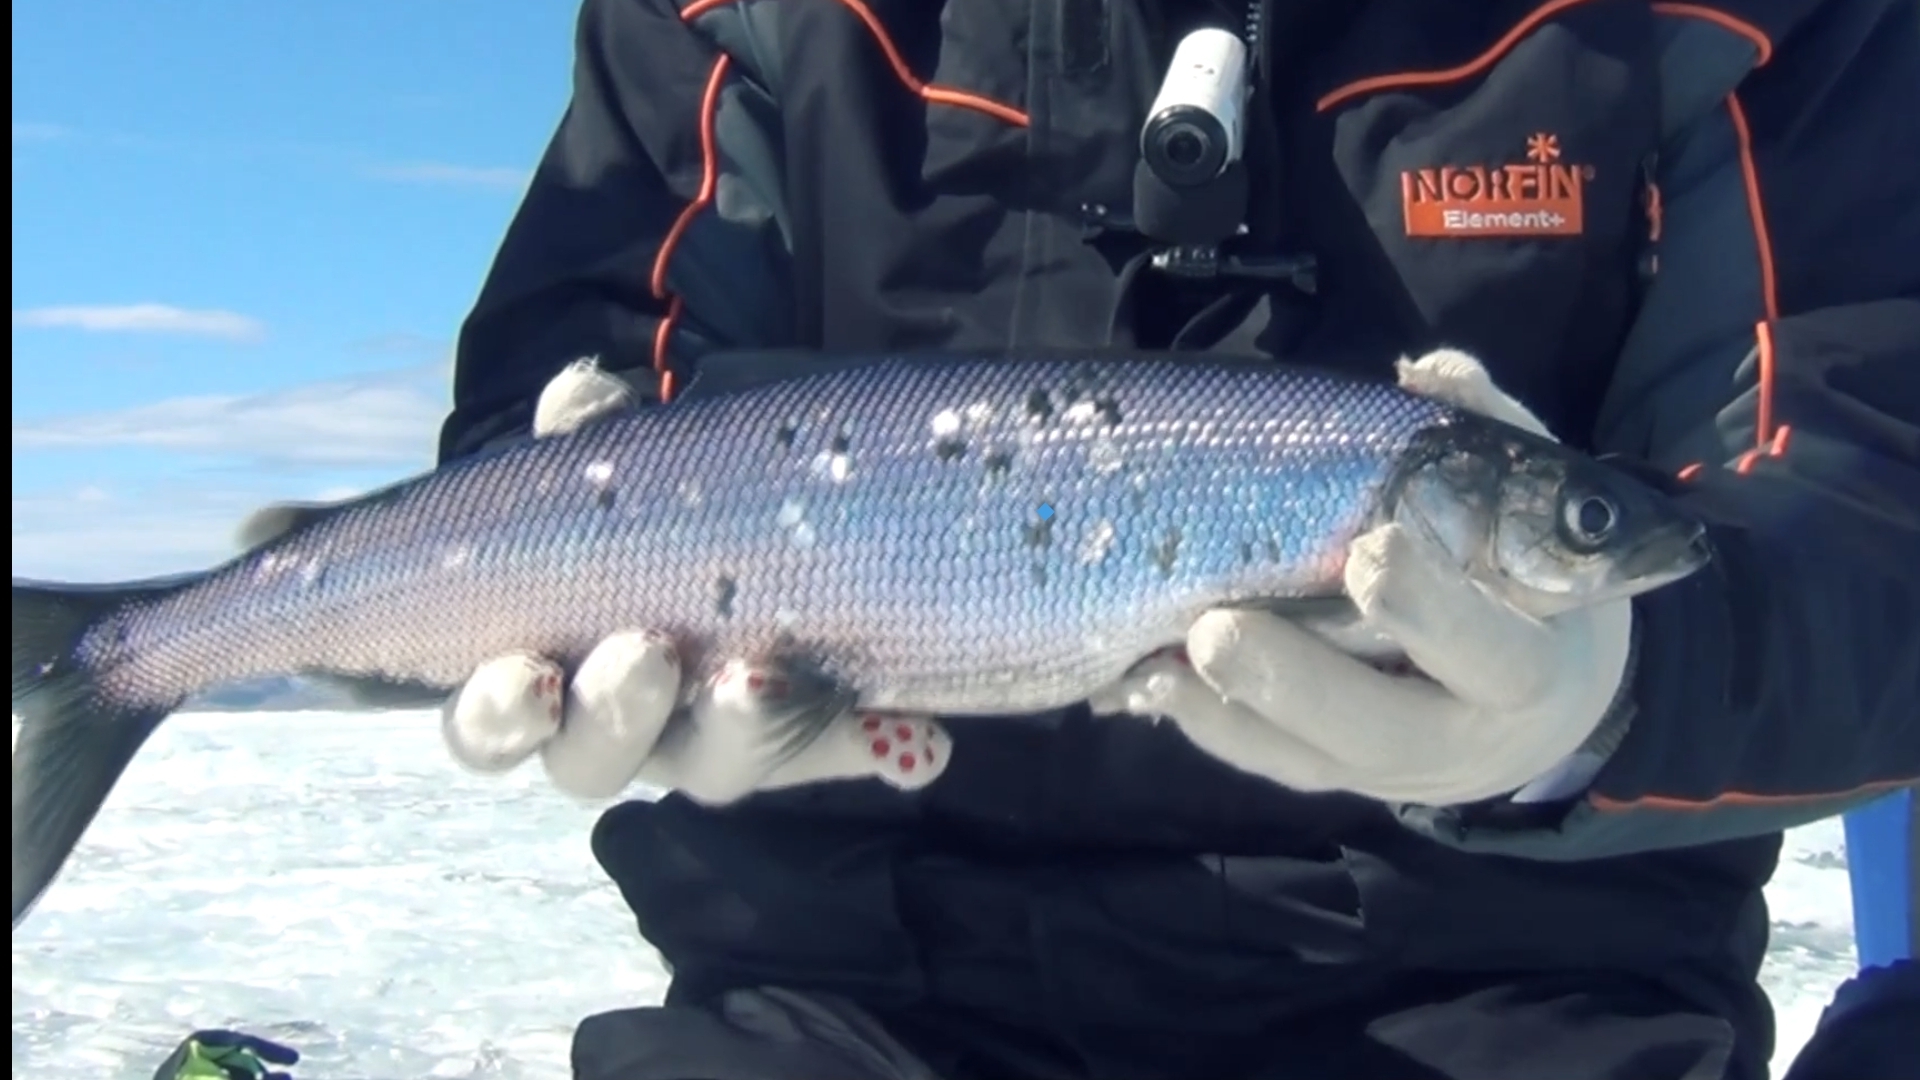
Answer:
78;355;1450;715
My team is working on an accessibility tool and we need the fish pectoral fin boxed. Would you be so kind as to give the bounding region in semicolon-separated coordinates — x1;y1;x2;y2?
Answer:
759;668;858;771
235;499;354;551
708;658;857;771
302;672;451;711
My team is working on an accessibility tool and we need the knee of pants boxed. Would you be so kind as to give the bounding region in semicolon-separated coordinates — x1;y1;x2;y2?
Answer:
572;990;941;1080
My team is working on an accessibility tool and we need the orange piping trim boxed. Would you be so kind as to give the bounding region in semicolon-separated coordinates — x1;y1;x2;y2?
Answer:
1316;0;1598;113
1725;96;1780;324
681;0;1027;126
1674;92;1789;481
1649;3;1775;65
1316;1;1775;113
1592;776;1918;813
648;0;1024;401
1754;317;1778;442
647;52;732;402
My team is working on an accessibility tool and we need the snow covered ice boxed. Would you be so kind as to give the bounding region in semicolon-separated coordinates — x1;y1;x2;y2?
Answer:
11;711;1863;1079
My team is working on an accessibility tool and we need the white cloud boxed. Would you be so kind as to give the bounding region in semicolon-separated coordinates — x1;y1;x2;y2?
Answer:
11;486;262;581
12;303;267;343
11;120;68;142
363;161;529;191
11;369;448;469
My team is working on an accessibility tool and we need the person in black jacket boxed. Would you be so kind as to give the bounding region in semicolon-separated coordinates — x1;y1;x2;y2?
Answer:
432;1;1920;1077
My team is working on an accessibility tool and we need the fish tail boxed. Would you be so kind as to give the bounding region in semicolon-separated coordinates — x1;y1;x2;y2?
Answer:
11;577;186;926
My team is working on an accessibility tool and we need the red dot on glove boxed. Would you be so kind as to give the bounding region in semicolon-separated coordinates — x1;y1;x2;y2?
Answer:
898;752;917;772
870;739;892;759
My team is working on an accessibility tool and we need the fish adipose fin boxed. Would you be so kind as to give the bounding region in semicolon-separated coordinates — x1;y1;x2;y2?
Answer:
11;578;188;926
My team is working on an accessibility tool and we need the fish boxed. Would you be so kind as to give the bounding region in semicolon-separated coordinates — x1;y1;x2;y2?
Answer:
10;351;1709;924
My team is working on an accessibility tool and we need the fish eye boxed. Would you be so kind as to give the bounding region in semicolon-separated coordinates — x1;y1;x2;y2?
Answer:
1561;494;1618;549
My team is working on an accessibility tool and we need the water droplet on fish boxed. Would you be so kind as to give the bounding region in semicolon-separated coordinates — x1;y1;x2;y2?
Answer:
678;480;704;507
584;460;614;486
775;608;799;630
811;451;853;483
777;498;806;527
791;522;818;548
1087;439;1124;475
1079;520;1116;565
930;409;962;437
441;545;472;570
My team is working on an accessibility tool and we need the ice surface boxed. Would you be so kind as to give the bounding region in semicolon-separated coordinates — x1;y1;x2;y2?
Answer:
12;711;1861;1079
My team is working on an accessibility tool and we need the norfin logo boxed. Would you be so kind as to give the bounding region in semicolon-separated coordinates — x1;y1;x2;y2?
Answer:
1401;133;1593;238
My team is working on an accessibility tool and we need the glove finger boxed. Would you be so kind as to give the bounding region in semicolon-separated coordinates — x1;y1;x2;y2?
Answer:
1395;349;1553;438
1190;608;1605;805
662;659;855;806
1087;651;1201;718
1186;608;1473;764
1344;524;1562;711
532;358;639;438
761;711;954;792
539;630;681;799
441;652;565;773
1091;653;1349;792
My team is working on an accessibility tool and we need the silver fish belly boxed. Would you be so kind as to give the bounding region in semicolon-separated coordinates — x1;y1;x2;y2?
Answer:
80;354;1456;716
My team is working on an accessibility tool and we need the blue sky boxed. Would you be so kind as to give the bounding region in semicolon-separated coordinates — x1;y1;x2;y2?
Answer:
12;2;580;579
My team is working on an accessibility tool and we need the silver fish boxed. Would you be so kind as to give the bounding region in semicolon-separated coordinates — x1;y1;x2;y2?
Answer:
10;352;1708;924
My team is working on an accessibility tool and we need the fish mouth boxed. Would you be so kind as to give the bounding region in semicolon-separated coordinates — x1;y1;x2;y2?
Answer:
1605;520;1713;599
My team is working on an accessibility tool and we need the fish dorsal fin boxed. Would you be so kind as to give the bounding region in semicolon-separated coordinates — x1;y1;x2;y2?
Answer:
235;499;351;551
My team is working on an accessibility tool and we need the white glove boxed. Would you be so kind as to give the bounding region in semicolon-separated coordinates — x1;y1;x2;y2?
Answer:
1090;349;1635;807
439;359;952;805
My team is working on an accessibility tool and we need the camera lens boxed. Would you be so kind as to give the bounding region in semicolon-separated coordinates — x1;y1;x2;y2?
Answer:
1164;129;1205;169
1144;108;1226;186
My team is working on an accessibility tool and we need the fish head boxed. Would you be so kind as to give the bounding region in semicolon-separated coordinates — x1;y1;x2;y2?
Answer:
1388;421;1710;618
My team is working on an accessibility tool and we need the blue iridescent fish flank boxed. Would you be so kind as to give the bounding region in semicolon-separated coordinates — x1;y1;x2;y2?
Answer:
12;352;1710;926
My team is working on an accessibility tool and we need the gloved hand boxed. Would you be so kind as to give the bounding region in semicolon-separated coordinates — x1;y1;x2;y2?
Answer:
151;1030;299;1080
1090;349;1636;807
440;359;952;805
